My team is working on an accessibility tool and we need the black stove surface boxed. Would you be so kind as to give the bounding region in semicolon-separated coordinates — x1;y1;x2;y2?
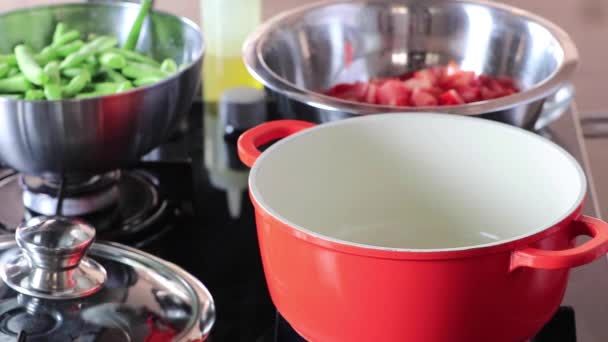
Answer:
0;100;581;341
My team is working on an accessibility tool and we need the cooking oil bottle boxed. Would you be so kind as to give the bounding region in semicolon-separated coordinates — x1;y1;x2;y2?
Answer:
201;0;262;106
201;0;264;218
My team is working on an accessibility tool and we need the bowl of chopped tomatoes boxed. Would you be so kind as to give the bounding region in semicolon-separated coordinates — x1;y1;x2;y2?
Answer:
243;0;578;129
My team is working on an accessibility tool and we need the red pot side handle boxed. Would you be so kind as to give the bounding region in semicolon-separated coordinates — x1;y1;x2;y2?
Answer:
511;215;608;271
237;120;316;167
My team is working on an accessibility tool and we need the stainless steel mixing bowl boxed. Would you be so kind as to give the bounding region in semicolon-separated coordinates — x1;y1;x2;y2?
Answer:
0;3;204;176
243;0;578;128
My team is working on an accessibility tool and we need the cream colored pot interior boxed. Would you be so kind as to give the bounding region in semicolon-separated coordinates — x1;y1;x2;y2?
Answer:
250;114;586;251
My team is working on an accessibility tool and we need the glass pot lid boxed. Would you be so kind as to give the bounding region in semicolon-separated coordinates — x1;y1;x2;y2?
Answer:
0;216;215;341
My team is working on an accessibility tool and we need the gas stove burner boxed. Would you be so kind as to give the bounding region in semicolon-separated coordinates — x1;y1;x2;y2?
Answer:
0;170;169;246
21;172;121;216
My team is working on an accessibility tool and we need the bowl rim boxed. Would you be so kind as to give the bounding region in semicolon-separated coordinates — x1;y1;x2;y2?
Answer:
242;0;579;115
0;1;205;104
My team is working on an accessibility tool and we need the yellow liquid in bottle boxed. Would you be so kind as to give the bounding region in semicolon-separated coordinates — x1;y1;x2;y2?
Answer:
202;54;261;103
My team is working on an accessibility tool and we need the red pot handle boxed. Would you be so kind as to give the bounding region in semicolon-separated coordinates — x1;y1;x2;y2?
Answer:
237;120;316;168
510;215;608;271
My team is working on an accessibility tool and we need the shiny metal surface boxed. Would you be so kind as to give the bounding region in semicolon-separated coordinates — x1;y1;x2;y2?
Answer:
0;223;216;341
0;217;106;299
243;0;578;128
0;3;204;176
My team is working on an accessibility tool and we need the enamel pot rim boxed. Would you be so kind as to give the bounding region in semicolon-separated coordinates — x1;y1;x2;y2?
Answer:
244;113;588;260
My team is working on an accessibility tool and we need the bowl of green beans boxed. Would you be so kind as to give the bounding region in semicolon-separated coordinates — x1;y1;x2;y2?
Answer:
0;1;204;175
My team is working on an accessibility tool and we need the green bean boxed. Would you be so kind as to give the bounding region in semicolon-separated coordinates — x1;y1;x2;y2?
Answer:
122;62;168;79
100;67;127;82
116;81;133;93
61;67;83;78
93;82;120;94
52;30;80;48
44;84;62;100
56;40;84;57
97;36;119;53
124;0;152;51
0;63;10;79
63;69;91;97
108;48;159;67
133;76;162;87
0;75;30;93
25;89;45;100
99;52;126;69
7;67;19;77
34;46;59;66
15;45;47;86
60;36;111;69
160;58;177;73
52;23;67;45
43;61;61;85
76;89;113;99
0;55;17;67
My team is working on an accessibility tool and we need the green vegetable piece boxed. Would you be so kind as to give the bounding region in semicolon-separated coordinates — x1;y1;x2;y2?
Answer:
61;67;83;78
0;63;10;79
52;30;80;48
116;81;133;93
43;61;61;85
0;75;31;93
122;62;168;80
0;55;17;66
25;89;45;100
44;84;62;100
63;70;91;97
160;58;177;73
93;82;120;94
34;46;59;66
124;0;153;51
133;76;162;87
75;89;115;99
100;67;127;82
60;36;111;69
14;45;47;86
52;22;67;45
97;36;119;53
100;52;127;69
7;67;19;77
57;40;84;57
109;48;159;67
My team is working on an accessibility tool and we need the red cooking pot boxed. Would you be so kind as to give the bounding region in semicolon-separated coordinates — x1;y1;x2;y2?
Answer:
237;113;608;342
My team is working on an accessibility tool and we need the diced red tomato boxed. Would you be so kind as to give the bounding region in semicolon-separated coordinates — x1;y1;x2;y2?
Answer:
377;80;410;106
456;85;480;103
438;89;465;105
322;60;519;107
325;82;368;102
411;89;438;107
403;77;433;91
365;83;379;104
413;68;438;85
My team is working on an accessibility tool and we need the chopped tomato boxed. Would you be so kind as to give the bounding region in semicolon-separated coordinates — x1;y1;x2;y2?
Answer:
365;83;379;104
403;77;433;91
322;61;519;107
377;80;410;106
325;82;368;102
456;85;480;103
438;89;465;105
411;89;438;107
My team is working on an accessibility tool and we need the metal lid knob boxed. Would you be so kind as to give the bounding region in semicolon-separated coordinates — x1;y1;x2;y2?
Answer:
0;217;107;299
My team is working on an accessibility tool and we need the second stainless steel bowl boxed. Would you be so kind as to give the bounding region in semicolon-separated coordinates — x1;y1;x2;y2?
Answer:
243;0;578;128
0;3;204;176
